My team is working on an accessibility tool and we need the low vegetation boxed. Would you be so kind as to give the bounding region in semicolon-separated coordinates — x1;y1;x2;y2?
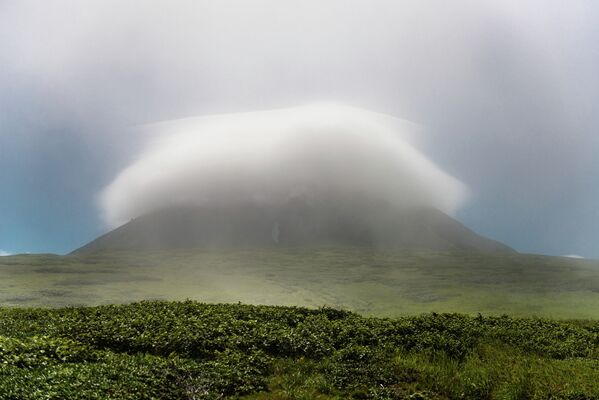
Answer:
1;247;599;318
0;301;597;399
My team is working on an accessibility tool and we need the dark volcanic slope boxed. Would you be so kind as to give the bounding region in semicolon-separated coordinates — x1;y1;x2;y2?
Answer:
72;200;514;254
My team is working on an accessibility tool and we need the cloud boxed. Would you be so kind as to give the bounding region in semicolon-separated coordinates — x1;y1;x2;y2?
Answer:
0;250;11;257
101;104;468;228
1;0;598;256
562;254;584;259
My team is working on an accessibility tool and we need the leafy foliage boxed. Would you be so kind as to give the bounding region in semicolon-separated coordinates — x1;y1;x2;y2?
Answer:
0;301;597;399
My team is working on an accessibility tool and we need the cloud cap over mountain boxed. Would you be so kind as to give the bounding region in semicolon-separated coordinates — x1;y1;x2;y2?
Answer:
101;104;468;228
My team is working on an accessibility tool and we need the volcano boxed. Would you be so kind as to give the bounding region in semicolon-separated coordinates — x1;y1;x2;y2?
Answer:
72;198;513;254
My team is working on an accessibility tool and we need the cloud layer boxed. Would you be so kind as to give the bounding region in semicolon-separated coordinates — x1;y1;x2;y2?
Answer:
101;104;468;228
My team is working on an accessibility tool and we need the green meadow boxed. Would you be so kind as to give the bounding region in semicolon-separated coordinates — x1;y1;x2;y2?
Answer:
1;248;599;398
1;247;598;319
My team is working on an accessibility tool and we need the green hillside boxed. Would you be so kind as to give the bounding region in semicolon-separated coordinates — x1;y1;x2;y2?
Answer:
0;301;597;399
2;247;598;319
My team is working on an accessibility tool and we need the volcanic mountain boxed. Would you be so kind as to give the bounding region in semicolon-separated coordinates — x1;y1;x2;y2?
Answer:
72;198;514;254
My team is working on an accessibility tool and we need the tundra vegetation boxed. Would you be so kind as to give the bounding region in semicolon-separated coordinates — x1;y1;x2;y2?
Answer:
1;247;599;318
1;248;598;398
0;301;597;399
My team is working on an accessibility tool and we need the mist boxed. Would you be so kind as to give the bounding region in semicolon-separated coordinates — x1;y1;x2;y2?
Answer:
101;104;467;228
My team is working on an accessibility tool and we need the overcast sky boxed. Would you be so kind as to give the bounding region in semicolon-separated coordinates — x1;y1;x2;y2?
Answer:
1;0;598;257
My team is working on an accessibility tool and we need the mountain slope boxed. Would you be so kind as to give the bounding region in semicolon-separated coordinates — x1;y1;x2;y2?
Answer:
72;200;513;254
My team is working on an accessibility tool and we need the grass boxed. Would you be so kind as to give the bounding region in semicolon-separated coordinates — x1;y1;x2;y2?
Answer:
2;247;597;398
0;301;597;399
246;350;599;400
1;246;599;318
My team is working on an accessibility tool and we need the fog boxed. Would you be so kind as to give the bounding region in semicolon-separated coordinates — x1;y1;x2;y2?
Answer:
101;104;467;228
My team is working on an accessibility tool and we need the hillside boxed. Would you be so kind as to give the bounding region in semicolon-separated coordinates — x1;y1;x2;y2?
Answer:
2;247;599;318
0;301;597;399
72;201;513;254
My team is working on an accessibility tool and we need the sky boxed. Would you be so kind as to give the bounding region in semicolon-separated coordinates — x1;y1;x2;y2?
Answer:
1;0;598;257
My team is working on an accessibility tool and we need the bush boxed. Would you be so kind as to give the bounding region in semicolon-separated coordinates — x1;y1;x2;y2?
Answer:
0;301;596;399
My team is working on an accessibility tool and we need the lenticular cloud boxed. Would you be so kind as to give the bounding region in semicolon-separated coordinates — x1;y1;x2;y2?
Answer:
101;104;468;228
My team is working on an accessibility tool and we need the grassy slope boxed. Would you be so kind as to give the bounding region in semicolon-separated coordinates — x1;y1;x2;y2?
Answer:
0;301;597;399
1;246;599;318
